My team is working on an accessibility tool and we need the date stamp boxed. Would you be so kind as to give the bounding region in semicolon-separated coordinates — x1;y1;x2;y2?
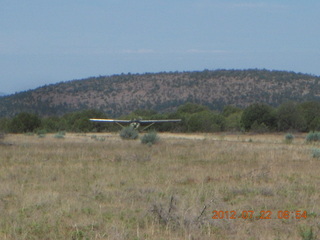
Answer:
212;210;307;220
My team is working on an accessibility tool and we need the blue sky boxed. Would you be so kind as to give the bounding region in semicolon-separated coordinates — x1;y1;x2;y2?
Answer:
1;0;319;94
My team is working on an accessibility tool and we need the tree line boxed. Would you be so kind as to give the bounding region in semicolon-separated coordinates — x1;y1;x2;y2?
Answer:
1;101;320;134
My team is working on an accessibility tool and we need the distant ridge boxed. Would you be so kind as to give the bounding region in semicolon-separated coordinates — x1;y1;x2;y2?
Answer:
0;69;320;117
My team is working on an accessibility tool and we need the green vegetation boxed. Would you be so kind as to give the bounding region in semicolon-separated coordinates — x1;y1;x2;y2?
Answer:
305;132;320;142
140;131;159;145
54;131;66;139
277;102;306;131
284;133;294;144
2;101;320;134
240;103;276;131
299;226;316;240
119;126;139;140
9;112;41;133
311;148;320;159
1;69;320;118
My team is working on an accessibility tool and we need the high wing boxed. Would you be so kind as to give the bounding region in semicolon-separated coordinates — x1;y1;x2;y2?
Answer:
139;119;181;123
89;118;181;123
89;118;181;131
89;119;131;123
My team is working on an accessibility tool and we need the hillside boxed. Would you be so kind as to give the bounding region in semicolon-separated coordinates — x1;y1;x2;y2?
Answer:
1;69;320;117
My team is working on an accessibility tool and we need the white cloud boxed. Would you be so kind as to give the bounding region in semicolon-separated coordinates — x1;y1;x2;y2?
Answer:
186;49;228;54
231;2;266;8
230;2;287;10
120;49;155;54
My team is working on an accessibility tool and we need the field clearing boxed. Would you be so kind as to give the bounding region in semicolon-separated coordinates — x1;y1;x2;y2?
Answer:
0;132;319;240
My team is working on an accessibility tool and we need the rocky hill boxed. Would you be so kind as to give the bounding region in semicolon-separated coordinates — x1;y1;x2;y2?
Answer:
1;69;320;117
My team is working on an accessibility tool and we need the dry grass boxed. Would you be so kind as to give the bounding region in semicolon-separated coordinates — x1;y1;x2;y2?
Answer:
0;132;319;240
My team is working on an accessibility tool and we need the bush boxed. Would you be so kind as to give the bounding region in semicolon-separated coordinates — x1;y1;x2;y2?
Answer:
37;129;47;135
9;112;41;133
311;148;320;159
120;126;139;140
225;111;242;131
187;111;225;132
284;133;294;143
54;131;66;139
299;226;316;240
305;132;320;142
91;135;105;142
241;103;276;131
250;121;269;133
276;102;306;131
141;131;159;145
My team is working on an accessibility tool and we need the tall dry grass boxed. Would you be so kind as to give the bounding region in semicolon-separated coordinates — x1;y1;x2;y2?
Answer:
0;133;318;239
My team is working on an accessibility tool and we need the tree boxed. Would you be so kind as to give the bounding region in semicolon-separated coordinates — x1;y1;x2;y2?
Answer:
225;111;242;131
177;102;209;115
9;112;41;133
241;103;276;131
132;109;157;118
298;101;320;131
41;116;62;132
222;105;242;117
0;118;10;132
276;102;306;131
187;111;225;132
63;109;107;132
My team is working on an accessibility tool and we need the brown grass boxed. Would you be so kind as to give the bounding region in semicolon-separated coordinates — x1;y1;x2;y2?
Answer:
0;132;319;239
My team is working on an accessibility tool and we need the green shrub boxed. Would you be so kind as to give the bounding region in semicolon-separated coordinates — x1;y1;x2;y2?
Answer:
37;129;47;135
240;103;276;131
54;131;66;139
141;131;159;145
91;135;105;142
250;121;269;133
187;111;225;132
311;148;320;159
37;129;47;138
120;126;139;140
24;132;34;136
299;226;316;240
305;132;320;142
9;112;41;133
285;133;294;143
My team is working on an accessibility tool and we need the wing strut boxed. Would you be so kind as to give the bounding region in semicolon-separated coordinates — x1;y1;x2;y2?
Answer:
141;122;156;131
115;122;125;128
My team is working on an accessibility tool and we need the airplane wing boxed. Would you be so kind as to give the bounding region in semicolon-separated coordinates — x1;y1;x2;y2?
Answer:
89;118;131;123
139;119;181;123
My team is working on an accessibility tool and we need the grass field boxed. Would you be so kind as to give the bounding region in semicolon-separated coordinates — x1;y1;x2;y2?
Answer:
0;132;319;240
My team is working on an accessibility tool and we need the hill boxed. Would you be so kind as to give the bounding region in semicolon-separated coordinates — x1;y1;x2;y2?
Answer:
1;69;320;117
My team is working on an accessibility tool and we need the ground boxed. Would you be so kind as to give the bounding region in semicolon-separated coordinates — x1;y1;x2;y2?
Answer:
0;132;319;239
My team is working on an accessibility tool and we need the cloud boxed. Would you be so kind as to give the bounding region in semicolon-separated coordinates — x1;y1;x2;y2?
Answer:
231;2;266;8
186;49;228;54
230;2;287;10
120;49;155;54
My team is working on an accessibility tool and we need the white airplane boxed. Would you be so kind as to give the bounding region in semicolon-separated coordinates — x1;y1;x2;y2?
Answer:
90;118;181;131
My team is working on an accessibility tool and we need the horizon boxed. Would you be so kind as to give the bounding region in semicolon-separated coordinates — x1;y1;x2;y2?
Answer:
2;68;320;96
1;1;320;94
1;68;319;96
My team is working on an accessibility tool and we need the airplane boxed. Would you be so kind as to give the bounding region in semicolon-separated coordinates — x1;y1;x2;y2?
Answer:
89;118;181;131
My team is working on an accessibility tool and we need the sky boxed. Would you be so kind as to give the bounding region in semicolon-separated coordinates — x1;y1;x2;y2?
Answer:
1;0;320;94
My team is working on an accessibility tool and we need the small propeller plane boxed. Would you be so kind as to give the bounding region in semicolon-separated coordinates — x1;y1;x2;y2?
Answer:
89;118;181;131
